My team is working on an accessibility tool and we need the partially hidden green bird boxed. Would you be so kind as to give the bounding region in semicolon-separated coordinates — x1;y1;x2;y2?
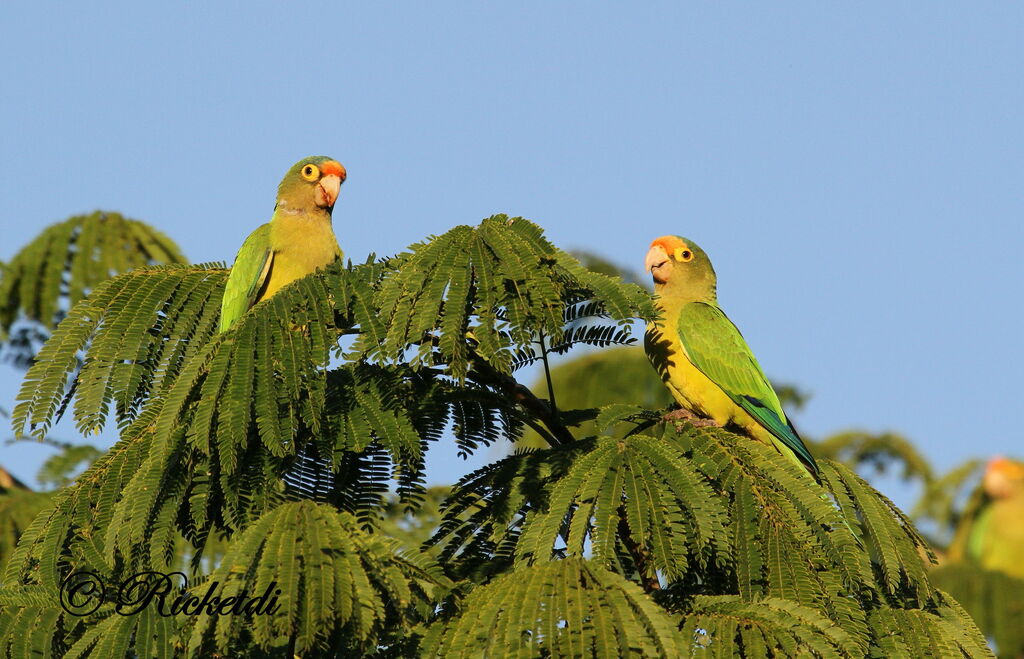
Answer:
949;456;1024;579
219;156;347;332
643;235;820;477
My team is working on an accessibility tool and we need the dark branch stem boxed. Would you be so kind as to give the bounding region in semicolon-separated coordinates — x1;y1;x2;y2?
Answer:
617;503;661;593
538;330;558;420
517;415;562;449
468;354;576;447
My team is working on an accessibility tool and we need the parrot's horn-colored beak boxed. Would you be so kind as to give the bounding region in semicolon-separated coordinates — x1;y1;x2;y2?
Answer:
316;174;342;208
645;245;671;284
645;246;669;273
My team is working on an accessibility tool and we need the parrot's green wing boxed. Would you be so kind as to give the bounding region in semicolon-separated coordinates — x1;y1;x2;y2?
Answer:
219;223;273;333
966;503;993;562
677;302;820;474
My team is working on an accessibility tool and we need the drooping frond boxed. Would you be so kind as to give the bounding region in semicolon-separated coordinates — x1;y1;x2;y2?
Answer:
183;501;450;657
677;596;861;658
512;291;653;373
0;212;186;366
365;215;655;380
820;460;936;601
11;263;227;439
0;600;69;659
420;558;681;658
516;432;730;585
11;259;385;439
0;431;179;658
1;426;157;590
435;409;977;656
61;606;178;659
430;441;592;579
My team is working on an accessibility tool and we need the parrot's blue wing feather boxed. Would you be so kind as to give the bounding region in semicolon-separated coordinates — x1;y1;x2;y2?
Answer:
736;395;819;474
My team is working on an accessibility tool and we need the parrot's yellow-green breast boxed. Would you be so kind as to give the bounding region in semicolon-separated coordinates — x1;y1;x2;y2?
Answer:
260;215;343;299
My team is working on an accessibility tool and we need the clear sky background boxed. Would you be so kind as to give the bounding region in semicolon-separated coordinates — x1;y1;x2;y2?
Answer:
2;4;1022;512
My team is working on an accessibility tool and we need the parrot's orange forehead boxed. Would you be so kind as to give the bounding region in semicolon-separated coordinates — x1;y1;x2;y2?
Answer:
650;236;687;252
321;160;347;181
988;457;1024;480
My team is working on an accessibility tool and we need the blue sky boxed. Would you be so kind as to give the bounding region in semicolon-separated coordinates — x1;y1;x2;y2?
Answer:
2;4;1022;511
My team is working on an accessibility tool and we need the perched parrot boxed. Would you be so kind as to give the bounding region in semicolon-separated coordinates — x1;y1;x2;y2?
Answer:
643;235;819;476
949;456;1024;579
218;156;347;333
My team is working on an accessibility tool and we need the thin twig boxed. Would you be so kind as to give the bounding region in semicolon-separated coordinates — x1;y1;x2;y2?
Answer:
617;502;661;593
537;330;558;420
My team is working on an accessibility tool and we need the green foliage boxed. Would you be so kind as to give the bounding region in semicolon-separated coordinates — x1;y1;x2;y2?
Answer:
368;216;654;380
677;596;860;658
432;410;979;656
914;459;983;543
421;558;682;658
513;430;730;585
0;488;51;575
0;211;186;367
0;215;990;657
0;443;99;574
35;444;103;489
931;564;1024;658
379;486;450;554
183;501;450;657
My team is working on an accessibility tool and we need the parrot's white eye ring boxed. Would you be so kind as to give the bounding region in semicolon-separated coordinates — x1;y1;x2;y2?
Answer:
301;164;320;181
674;247;693;262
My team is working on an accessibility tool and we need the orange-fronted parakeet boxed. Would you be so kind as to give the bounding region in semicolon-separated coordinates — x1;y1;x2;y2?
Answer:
949;456;1024;578
643;235;819;476
219;156;347;332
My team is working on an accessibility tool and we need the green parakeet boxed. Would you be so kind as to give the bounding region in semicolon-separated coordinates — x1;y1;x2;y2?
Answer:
219;156;346;332
949;457;1024;579
643;235;819;476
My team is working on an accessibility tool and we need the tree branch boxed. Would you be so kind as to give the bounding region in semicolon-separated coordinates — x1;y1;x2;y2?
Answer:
538;330;558;419
467;353;576;447
618;503;661;593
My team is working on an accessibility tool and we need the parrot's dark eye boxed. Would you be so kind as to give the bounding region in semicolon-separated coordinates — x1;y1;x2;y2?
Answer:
301;164;320;182
674;247;694;262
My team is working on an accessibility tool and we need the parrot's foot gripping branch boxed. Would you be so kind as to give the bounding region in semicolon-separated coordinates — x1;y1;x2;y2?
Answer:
662;407;720;428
